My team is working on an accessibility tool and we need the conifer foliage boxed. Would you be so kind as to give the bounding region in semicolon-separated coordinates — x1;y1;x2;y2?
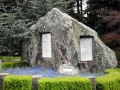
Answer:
0;0;72;55
86;0;120;60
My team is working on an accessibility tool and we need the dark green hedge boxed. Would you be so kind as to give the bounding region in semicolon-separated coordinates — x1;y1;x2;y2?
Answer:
2;61;28;69
96;68;120;90
38;76;92;90
3;75;32;90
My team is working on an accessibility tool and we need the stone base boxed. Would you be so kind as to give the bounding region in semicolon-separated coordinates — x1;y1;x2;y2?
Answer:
58;64;79;75
32;75;42;90
0;73;9;90
87;76;96;90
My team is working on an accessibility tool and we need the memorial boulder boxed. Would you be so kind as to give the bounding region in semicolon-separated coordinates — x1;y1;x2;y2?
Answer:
22;8;117;74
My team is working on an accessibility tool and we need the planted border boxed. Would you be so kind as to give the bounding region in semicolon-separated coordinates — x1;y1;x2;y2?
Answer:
3;75;32;90
2;67;120;90
38;76;92;90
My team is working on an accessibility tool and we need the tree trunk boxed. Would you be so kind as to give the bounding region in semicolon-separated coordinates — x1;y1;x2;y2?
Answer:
76;0;80;14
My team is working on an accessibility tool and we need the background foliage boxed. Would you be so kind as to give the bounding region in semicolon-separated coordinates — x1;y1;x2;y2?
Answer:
0;0;120;61
0;0;74;55
85;0;120;60
73;0;120;61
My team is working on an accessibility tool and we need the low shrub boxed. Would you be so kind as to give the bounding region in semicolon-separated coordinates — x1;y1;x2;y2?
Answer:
105;68;120;74
2;61;28;69
0;56;15;61
38;76;92;90
3;75;32;90
0;56;4;61
96;68;120;90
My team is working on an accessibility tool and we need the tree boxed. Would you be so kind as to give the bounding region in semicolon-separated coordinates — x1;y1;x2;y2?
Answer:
85;0;120;34
85;0;105;31
101;10;120;60
85;0;120;60
70;0;86;22
0;0;72;55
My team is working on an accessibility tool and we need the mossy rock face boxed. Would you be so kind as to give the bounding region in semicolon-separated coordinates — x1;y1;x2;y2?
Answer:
22;8;117;74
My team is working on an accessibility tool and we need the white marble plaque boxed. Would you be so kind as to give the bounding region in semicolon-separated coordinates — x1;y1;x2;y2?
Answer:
80;38;93;61
63;68;73;72
42;34;52;58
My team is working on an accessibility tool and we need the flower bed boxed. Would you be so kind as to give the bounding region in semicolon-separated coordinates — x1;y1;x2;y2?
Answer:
1;68;120;90
0;66;105;78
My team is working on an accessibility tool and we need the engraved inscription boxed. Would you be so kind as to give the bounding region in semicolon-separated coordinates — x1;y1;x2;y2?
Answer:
42;34;52;58
80;38;93;61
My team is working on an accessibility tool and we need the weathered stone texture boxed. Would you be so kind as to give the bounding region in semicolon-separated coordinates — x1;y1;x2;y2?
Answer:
22;36;38;67
22;8;117;74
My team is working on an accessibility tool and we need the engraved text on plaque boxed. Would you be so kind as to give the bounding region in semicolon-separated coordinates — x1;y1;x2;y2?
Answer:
42;33;52;58
80;38;93;61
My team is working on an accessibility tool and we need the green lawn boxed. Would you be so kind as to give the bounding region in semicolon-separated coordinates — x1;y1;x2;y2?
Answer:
0;56;21;62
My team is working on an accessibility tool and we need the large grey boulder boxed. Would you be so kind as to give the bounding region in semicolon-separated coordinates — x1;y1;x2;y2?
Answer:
22;8;117;74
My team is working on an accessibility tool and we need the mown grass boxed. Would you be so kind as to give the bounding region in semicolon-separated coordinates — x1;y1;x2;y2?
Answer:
0;56;21;62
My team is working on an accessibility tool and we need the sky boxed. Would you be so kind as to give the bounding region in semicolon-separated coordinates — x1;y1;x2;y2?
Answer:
74;0;88;17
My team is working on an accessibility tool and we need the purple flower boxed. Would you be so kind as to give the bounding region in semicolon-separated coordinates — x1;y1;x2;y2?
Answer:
0;66;105;78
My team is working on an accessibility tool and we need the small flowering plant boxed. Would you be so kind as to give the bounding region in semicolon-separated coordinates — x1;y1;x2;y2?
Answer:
0;66;105;78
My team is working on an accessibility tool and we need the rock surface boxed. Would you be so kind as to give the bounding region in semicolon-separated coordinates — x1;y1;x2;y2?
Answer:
58;63;79;75
22;8;117;74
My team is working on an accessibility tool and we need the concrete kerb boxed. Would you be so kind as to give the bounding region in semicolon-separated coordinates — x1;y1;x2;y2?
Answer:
87;76;96;90
0;73;9;90
32;75;42;90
